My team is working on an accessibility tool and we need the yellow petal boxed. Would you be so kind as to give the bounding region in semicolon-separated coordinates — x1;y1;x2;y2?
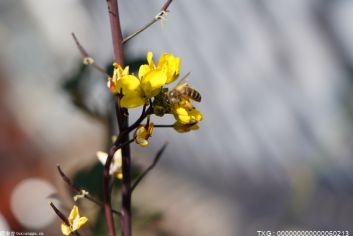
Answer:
138;64;151;79
158;53;180;84
147;51;154;66
61;223;72;236
112;64;129;82
140;70;167;98
136;137;149;147
134;124;154;147
120;93;146;108
135;126;147;137
189;108;203;122
68;206;79;224
117;75;141;95
173;107;202;124
174;106;188;116
175;114;191;124
138;52;156;79
62;205;87;234
72;216;88;231
122;66;130;76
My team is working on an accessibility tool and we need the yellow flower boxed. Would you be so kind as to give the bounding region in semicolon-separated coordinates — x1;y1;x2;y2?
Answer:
134;123;154;147
139;51;180;84
107;63;130;94
158;53;181;83
173;105;203;124
61;205;88;236
169;97;202;124
97;149;123;179
117;70;167;108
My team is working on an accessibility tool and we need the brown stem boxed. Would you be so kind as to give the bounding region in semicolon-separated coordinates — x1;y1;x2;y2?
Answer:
161;0;173;11
105;0;173;235
107;0;124;66
103;144;119;236
105;0;126;235
49;201;70;226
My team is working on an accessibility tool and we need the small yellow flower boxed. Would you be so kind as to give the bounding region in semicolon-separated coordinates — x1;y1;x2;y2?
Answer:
97;149;123;179
139;51;180;84
173;107;202;124
157;53;180;83
107;63;130;94
117;68;167;108
61;205;88;236
172;99;203;125
135;123;154;147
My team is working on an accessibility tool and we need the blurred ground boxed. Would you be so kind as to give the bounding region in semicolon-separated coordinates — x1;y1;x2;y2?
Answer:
1;0;353;235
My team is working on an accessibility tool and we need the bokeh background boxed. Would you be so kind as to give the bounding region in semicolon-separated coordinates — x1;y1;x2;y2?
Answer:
1;0;353;235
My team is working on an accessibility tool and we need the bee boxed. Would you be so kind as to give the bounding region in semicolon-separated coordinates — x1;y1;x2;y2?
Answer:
166;72;201;106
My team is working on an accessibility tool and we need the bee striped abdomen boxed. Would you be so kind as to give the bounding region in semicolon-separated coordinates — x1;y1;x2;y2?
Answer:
182;87;201;102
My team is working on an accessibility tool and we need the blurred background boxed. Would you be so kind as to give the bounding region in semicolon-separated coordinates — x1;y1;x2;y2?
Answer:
1;0;353;235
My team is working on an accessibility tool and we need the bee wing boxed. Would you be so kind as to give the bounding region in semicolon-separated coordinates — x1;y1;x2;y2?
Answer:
175;72;191;90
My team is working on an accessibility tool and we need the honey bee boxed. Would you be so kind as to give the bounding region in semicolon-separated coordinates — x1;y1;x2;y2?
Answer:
166;72;201;106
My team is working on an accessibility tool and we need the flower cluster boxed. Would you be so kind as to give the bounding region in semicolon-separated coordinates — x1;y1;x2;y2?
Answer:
107;51;203;129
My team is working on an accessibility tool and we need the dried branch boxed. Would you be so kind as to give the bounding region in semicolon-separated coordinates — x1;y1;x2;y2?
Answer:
154;124;174;128
57;165;121;216
49;201;70;226
123;0;173;44
71;33;110;77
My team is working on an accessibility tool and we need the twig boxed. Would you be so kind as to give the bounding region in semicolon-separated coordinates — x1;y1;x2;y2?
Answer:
71;33;111;77
57;165;121;216
49;201;70;226
154;124;174;128
122;0;173;44
105;0;126;234
160;0;173;11
103;142;119;236
131;143;168;192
